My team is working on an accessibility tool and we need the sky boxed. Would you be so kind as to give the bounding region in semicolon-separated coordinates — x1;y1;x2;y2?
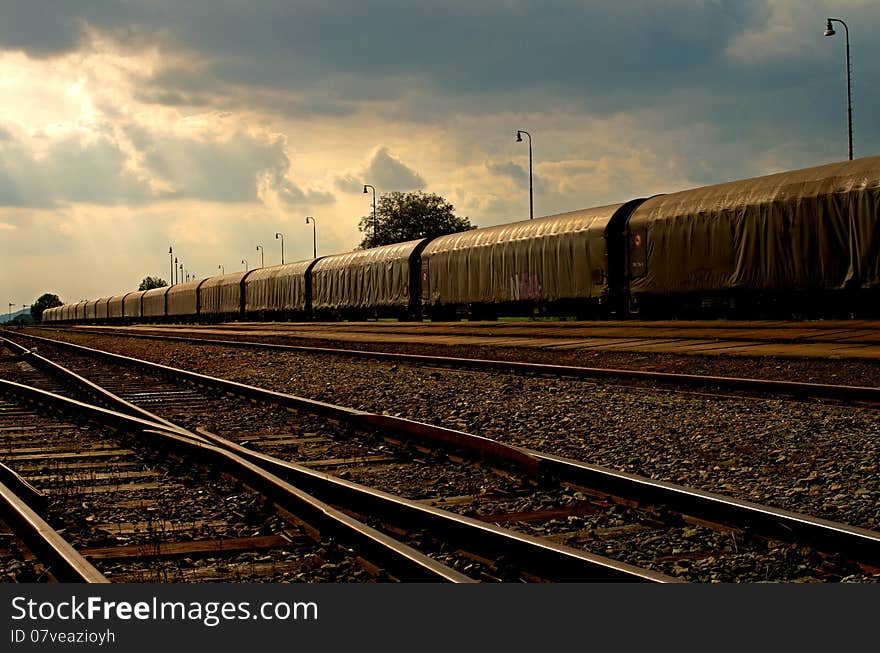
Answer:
1;0;878;309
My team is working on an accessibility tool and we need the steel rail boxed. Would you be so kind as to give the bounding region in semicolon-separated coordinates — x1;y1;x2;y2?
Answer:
1;336;191;437
532;451;880;567
226;319;880;334
0;476;109;583
0;460;46;514
192;426;672;582
0;379;473;583
12;332;880;573
33;326;880;405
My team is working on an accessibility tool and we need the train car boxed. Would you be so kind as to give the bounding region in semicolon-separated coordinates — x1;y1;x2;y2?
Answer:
310;239;430;319
45;155;879;324
107;293;129;321
244;259;319;319
626;155;880;316
72;301;86;322
95;297;111;322
199;272;250;321
166;280;202;320
84;299;101;321
41;307;56;323
420;204;635;319
123;290;147;320
142;286;170;320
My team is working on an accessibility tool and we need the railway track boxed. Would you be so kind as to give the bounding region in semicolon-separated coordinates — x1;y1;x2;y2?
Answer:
32;325;880;407
0;360;480;582
51;318;880;360
5;332;880;582
0;337;665;582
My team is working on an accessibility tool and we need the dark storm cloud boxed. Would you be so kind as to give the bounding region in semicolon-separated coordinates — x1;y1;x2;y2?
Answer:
3;2;879;164
0;2;769;100
0;0;157;56
179;1;766;98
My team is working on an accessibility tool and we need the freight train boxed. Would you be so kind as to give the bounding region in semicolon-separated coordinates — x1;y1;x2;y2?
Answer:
43;155;880;325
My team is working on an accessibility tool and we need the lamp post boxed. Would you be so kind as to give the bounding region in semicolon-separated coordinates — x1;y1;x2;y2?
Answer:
824;18;853;160
305;216;317;259
256;244;264;268
515;130;534;219
218;264;224;275
242;259;248;272
169;246;174;286
363;184;377;243
275;232;285;265
174;257;178;285
179;262;184;283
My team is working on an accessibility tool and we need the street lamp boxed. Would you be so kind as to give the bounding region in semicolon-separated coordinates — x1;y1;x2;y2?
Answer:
824;18;853;160
516;130;534;219
305;216;317;259
256;244;264;268
179;262;184;283
242;259;248;272
363;184;377;242
174;257;179;285
169;246;174;286
275;232;285;265
218;264;224;275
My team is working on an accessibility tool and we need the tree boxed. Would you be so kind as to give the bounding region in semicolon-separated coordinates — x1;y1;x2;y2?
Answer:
357;191;474;249
30;293;62;321
138;276;168;291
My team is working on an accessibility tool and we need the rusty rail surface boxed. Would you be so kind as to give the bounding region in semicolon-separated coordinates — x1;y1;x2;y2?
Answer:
0;475;109;583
